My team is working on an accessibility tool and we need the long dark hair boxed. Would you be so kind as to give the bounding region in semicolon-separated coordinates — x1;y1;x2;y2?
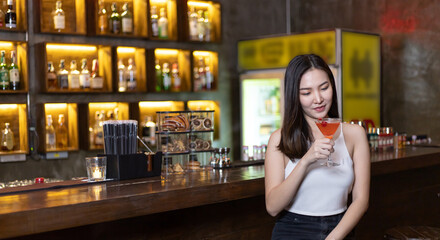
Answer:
278;54;339;159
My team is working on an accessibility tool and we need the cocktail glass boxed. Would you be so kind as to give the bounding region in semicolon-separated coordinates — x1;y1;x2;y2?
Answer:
315;118;341;167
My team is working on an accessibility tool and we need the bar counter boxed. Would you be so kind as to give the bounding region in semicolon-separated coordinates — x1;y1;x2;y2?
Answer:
1;146;440;239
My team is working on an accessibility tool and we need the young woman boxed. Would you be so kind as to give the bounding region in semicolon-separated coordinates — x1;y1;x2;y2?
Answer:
265;54;370;240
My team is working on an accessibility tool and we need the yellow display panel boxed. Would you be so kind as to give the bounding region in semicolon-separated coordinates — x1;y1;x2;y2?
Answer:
341;32;381;126
238;30;336;71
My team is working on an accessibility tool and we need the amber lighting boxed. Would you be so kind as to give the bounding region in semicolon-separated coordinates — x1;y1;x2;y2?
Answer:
155;49;179;56
45;103;67;110
89;102;118;109
117;47;136;54
139;101;175;108
151;0;168;4
193;51;213;57
0;104;18;110
188;1;210;7
46;44;97;52
188;100;217;110
0;41;13;48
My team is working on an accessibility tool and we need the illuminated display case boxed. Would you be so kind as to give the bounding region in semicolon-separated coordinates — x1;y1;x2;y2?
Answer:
37;42;112;93
0;0;27;32
0;104;28;157
36;103;79;153
0;41;28;93
183;0;221;43
148;0;178;41
192;50;218;92
36;0;86;35
79;102;130;150
148;48;191;92
91;0;148;38
187;100;219;139
115;46;146;92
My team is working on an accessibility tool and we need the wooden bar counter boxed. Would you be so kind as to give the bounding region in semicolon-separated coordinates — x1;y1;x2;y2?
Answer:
1;147;440;239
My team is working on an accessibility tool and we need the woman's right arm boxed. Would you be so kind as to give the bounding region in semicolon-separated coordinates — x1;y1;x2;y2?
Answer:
264;129;333;216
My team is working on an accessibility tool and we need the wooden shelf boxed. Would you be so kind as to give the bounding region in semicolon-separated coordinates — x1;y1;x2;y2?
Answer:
182;0;221;43
38;42;113;93
148;48;191;92
115;46;147;92
36;0;86;35
0;40;28;92
148;0;178;41
0;103;28;154
192;50;218;92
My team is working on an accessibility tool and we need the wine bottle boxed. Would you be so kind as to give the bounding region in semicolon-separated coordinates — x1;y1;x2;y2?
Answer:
97;0;108;33
158;8;168;39
126;58;136;91
57;59;69;89
150;6;158;37
117;59;126;92
188;6;198;40
5;0;16;29
171;63;181;92
109;2;120;34
90;59;103;89
121;3;133;34
56;114;68;149
9;50;19;90
52;0;65;32
68;60;80;89
46;115;56;150
47;61;57;89
155;59;162;92
162;62;171;91
1;122;14;151
0;50;9;90
79;58;90;89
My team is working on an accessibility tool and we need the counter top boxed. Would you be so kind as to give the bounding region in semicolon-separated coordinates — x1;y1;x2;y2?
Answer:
1;147;440;239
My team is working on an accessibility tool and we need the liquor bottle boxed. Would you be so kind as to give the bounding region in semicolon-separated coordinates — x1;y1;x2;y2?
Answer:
121;3;133;35
197;57;206;91
142;115;156;146
162;62;171;91
158;8;168;39
47;61;57;89
117;59;126;92
203;11;211;41
68;60;80;89
205;62;213;90
93;111;104;148
9;50;19;90
193;66;200;91
171;63;181;92
126;58;136;91
97;0;108;34
5;0;16;29
52;0;65;32
109;2;120;34
196;10;205;41
46;115;56;150
155;59;162;92
1;122;14;151
56;114;68;149
90;59;103;89
57;59;69;89
79;58;90;89
150;6;159;37
0;50;9;90
188;6;198;40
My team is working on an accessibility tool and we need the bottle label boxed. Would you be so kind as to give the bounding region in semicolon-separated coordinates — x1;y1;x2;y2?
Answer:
151;20;158;37
112;20;120;34
91;76;103;89
163;75;171;89
47;133;56;147
158;22;168;38
98;16;107;32
58;75;69;89
79;74;90;88
172;75;181;90
54;15;65;30
9;68;19;83
127;79;137;90
68;75;80;89
95;132;103;145
122;18;133;33
0;70;9;87
189;20;198;39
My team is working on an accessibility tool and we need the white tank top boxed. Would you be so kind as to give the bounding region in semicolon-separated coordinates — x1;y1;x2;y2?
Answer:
284;124;354;216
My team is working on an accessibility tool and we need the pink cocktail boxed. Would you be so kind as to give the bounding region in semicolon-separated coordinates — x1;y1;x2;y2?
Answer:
315;118;341;166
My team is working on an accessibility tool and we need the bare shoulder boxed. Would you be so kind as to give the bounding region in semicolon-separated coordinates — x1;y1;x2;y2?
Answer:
342;123;367;140
269;129;281;143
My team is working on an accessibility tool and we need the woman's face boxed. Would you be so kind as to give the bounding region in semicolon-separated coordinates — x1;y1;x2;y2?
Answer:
299;68;333;122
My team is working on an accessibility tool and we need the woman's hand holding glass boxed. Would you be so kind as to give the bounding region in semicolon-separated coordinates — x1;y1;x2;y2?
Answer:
302;138;335;165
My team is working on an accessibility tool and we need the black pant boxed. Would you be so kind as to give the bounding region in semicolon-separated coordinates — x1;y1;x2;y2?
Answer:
271;211;355;240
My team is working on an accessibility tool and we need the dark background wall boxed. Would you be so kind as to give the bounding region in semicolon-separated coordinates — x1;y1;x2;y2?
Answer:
1;0;439;181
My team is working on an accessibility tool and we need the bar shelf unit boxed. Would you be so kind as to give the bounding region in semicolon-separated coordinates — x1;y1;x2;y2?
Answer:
0;103;28;162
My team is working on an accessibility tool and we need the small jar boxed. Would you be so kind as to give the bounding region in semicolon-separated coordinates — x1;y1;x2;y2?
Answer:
242;146;249;161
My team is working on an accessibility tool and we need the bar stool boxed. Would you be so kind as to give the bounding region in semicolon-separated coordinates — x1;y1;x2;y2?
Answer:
384;226;440;239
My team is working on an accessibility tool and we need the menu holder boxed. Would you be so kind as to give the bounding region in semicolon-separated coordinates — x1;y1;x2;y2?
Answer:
101;152;162;180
